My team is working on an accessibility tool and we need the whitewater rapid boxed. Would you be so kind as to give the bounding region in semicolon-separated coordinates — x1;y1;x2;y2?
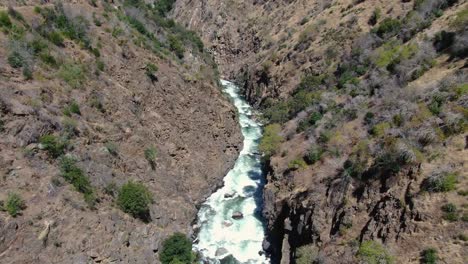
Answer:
193;80;269;264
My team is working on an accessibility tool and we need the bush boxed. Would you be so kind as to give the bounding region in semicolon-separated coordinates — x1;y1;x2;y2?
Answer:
259;124;284;158
59;156;95;207
433;30;455;52
154;0;176;16
373;18;402;38
450;8;468;31
47;31;65;46
295;244;319;264
7;51;25;68
117;181;152;221
368;8;381;26
357;241;394;264
145;63;158;81
160;233;195;264
421;172;457;192
63;101;81;116
288;158;307;170
39;134;68;158
5;192;25;217
58;63;86;89
370;122;391;137
168;34;185;59
304;146;324;165
421;248;438;264
0;11;12;29
144;146;157;170
442;203;458;222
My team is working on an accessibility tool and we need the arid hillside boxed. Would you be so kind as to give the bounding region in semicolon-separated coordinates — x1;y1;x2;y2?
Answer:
173;0;467;263
0;1;242;263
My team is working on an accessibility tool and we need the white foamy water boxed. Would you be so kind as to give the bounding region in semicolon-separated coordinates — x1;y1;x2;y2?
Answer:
193;80;269;264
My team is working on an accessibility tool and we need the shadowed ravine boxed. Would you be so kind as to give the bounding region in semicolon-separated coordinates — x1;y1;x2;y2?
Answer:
193;80;269;264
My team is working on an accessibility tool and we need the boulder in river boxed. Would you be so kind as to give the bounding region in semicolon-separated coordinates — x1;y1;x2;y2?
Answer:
232;211;243;220
215;247;229;257
224;192;235;198
222;220;233;227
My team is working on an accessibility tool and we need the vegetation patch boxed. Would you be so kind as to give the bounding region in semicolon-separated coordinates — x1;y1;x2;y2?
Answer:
117;181;152;221
58;63;86;89
357;240;394;264
4;192;25;217
420;248;438;264
160;233;195;264
259;124;284;158
421;172;457;192
59;156;96;207
39;134;68;158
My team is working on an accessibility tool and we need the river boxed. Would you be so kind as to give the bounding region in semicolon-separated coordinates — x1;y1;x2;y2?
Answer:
193;80;269;264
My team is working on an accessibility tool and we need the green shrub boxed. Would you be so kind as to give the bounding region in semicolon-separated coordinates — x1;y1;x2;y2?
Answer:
450;8;468;30
297;112;322;132
5;192;25;217
304;146;324;165
168;34;185;59
288;158;307;170
441;203;458;222
22;66;33;80
160;233;195;264
295;244;319;264
0;11;12;29
422;172;457;192
318;130;331;144
105;142;118;156
371;122;391;137
62;117;77;138
58;63;86;89
39;134;67;158
59;157;92;193
63;101;81;116
421;248;438;264
117;181;152;221
8;7;24;22
263;100;290;124
368;8;381;25
47;31;65;46
259;124;284;158
7;51;25;68
373;18;401;37
357;241;394;264
144;146;157;170
127;16;151;37
145;63;158;81
96;60;105;71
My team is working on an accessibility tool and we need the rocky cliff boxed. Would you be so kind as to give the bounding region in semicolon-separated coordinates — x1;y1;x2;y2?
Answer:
173;0;467;263
0;1;242;263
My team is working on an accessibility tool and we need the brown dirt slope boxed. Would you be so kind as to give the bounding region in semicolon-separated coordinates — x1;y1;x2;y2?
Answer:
0;1;242;263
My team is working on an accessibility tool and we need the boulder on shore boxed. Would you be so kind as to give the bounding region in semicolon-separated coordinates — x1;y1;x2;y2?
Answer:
232;211;243;220
215;247;229;257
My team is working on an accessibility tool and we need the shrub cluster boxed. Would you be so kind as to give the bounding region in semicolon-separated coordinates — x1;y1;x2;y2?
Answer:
117;181;152;221
160;233;195;264
259;124;284;158
4;192;25;217
59;156;96;207
357;240;394;264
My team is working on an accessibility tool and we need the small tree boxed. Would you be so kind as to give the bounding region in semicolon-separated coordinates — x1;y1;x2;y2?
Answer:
117;181;152;221
5;192;25;217
160;233;195;264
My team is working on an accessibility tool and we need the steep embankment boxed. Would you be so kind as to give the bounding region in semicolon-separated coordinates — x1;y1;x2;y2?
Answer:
0;1;242;263
173;0;467;263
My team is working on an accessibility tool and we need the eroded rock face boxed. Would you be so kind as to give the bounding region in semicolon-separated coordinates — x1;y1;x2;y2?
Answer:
0;2;242;263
